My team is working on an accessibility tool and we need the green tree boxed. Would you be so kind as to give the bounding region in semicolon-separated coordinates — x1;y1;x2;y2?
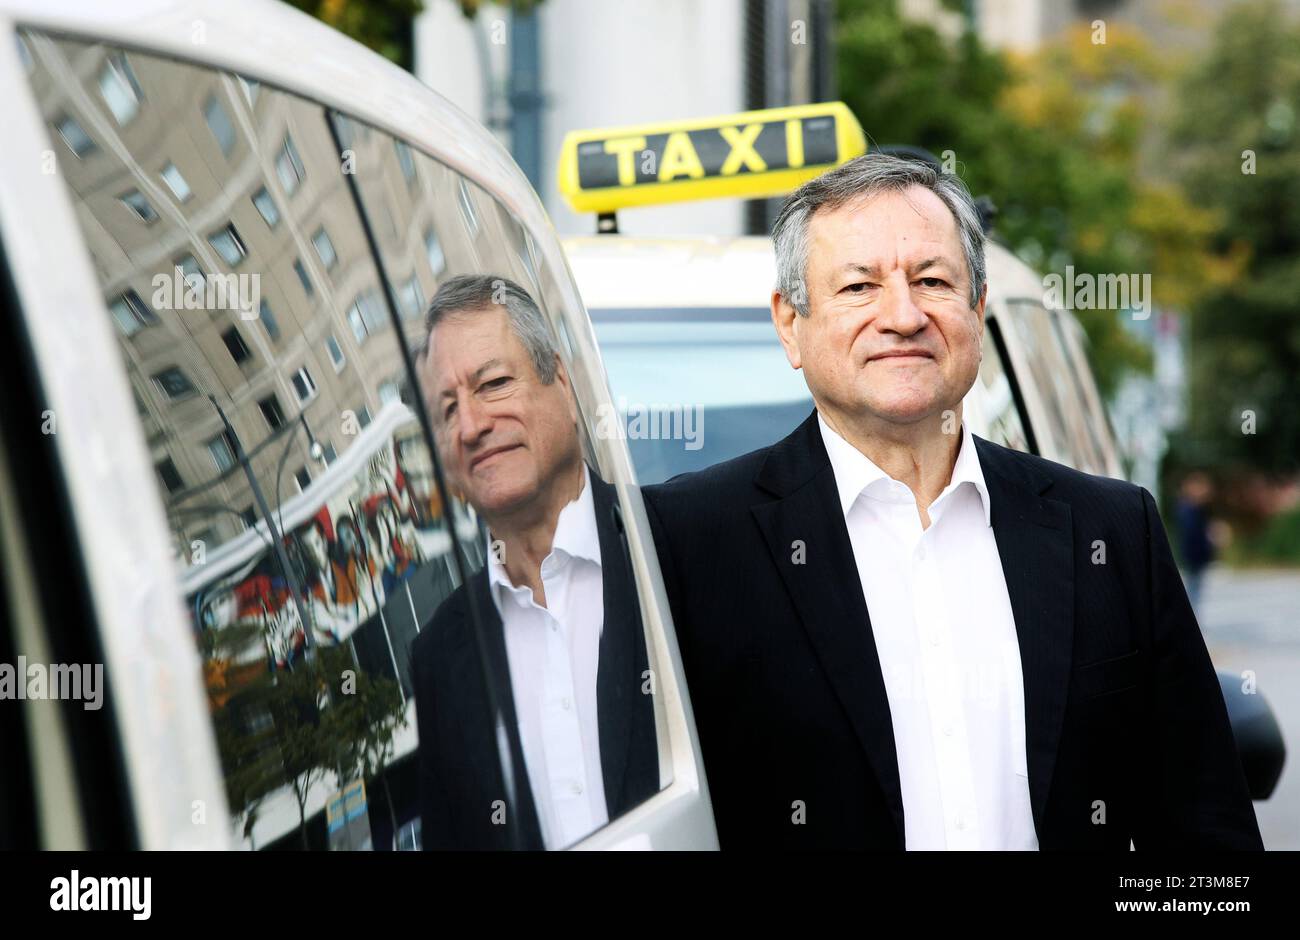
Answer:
1167;0;1300;475
284;0;425;66
324;664;409;845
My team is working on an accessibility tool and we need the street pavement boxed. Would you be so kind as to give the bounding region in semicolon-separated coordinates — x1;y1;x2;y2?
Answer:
1197;567;1300;850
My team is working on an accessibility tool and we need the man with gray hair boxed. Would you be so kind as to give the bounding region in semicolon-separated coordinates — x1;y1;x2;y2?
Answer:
642;153;1261;850
409;274;657;850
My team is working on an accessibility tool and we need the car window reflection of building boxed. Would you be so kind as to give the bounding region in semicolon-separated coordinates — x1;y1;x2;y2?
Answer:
19;36;482;848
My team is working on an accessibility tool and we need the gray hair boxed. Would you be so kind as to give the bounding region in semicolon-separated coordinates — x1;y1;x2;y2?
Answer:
772;152;986;315
420;274;559;384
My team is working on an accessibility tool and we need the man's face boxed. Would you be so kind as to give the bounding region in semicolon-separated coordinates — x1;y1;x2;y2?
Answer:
301;524;327;570
419;305;580;520
774;185;986;430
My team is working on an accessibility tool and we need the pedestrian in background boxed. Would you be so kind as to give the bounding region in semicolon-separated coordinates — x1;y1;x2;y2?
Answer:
1176;472;1217;612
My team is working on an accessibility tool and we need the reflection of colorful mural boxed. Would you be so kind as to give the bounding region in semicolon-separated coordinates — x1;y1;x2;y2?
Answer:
193;432;443;669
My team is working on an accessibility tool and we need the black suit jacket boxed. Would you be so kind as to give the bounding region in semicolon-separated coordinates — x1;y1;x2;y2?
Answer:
642;411;1263;850
411;472;659;850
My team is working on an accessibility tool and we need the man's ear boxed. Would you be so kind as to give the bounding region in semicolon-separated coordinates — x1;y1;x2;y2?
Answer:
772;290;803;370
554;354;580;425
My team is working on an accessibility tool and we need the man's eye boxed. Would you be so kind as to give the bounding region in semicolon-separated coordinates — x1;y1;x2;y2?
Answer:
917;277;948;288
443;402;457;421
843;282;872;294
480;376;511;392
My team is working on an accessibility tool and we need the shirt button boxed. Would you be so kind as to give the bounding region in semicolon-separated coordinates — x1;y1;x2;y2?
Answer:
943;725;954;737
929;634;940;647
955;817;965;830
571;782;583;796
561;696;572;711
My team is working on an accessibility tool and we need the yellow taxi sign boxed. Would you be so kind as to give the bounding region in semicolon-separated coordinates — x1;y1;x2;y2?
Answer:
558;102;867;214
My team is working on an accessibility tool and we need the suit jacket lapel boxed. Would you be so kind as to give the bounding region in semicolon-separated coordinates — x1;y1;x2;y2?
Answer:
448;569;545;849
591;474;640;814
750;411;906;845
973;437;1074;837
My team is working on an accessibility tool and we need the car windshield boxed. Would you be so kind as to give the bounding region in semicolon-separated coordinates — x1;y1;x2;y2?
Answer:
591;307;812;483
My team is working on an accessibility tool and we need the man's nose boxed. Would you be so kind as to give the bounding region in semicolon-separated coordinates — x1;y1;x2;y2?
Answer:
876;275;929;336
457;390;492;444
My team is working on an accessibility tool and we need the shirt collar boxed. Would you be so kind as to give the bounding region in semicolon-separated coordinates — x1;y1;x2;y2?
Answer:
816;412;992;527
485;464;602;597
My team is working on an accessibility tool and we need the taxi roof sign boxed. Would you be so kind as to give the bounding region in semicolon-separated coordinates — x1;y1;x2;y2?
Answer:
558;102;867;215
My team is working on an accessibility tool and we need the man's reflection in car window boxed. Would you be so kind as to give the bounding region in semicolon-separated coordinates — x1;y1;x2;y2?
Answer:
410;275;658;849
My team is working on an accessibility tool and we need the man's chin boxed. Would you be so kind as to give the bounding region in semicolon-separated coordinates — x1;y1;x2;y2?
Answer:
470;478;538;519
860;398;947;427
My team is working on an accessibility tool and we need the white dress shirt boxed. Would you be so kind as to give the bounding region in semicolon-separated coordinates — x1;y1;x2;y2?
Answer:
486;465;608;849
818;414;1038;850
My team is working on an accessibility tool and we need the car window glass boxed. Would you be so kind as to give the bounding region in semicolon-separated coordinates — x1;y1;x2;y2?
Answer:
340;117;669;848
21;33;484;851
1004;299;1088;467
591;307;812;484
22;33;665;851
973;320;1032;454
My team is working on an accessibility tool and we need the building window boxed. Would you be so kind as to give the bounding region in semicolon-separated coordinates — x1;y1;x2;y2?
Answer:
119;189;158;223
156;458;185;494
399;275;424;321
293;258;313;297
519;231;539;287
152;367;196;400
172;253;204;290
207;432;237;473
457;179;479;235
108;289;156;336
335;114;356;151
258;394;286;430
294;467;311;492
292;366;316;402
55;115;95;158
208;223;247;266
394;140;417;185
252;186;279;227
160;162;192;202
347;290;385;344
356;405;372;429
239;506;258;529
98;53;143;125
423;227;445;276
312;227;337;270
276;133;306;195
347;308;365;344
203;94;236;156
321;442;337;464
395;818;422;852
15;34;33;73
325;334;345;371
259;299;280;341
237;75;260;107
221;326;252;365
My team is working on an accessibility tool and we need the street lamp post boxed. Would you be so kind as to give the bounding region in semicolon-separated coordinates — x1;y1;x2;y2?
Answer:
208;394;315;658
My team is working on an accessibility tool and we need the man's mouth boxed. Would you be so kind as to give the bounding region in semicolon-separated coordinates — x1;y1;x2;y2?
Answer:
469;444;522;471
869;349;934;363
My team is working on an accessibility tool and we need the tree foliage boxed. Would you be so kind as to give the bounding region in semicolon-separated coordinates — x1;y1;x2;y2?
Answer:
284;0;425;65
1167;0;1300;474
